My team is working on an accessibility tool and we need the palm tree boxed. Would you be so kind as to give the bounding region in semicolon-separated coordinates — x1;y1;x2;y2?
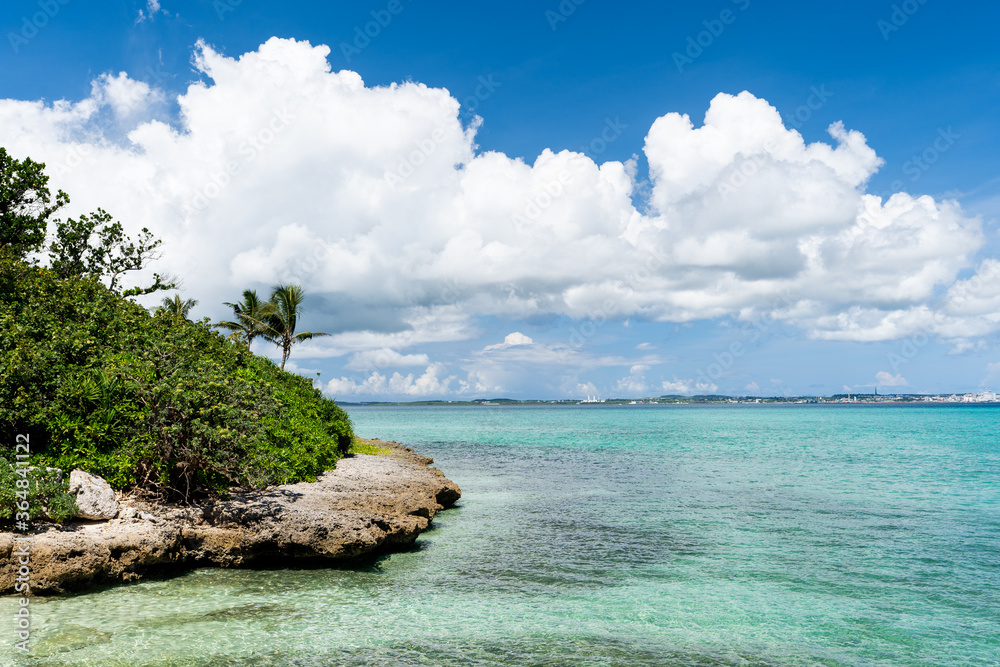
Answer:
156;294;197;320
215;289;275;347
264;284;329;370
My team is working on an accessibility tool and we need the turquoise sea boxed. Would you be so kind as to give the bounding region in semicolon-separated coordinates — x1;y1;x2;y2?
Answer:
2;404;999;666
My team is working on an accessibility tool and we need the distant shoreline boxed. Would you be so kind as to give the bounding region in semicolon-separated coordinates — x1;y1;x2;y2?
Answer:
342;394;1000;407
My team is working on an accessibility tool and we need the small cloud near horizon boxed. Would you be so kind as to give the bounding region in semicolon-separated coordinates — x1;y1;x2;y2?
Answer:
484;332;534;351
874;371;909;387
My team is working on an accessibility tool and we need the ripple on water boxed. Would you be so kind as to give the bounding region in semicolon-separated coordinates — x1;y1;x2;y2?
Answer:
3;405;998;666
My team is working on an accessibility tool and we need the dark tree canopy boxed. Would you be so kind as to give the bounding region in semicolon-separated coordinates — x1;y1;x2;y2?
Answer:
0;147;68;261
0;145;172;295
49;208;174;296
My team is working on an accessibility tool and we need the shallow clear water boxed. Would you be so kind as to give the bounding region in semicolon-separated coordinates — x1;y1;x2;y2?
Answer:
2;404;998;666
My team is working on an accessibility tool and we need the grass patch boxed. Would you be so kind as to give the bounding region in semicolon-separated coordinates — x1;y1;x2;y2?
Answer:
349;439;392;457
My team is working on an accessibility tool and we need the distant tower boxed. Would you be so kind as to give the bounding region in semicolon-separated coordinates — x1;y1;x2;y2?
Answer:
875;386;878;396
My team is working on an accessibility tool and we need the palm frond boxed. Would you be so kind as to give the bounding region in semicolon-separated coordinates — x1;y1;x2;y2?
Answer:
294;331;330;342
265;284;327;370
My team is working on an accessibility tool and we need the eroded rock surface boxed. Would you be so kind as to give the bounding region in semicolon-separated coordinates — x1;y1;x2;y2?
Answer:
1;442;461;594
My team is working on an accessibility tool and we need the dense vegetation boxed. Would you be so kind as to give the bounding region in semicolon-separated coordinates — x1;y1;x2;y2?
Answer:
0;147;352;510
0;464;78;523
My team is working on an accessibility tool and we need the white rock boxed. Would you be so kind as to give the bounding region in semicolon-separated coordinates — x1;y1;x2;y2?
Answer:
68;470;120;520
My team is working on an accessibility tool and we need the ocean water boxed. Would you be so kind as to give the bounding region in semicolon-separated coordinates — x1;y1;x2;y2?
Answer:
2;404;998;666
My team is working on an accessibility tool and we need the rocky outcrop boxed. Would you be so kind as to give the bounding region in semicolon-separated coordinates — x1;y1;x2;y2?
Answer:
68;469;120;520
0;441;461;595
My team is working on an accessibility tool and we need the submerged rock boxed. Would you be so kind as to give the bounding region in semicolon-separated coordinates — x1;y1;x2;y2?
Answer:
69;469;120;520
202;602;294;621
30;624;113;656
0;441;460;594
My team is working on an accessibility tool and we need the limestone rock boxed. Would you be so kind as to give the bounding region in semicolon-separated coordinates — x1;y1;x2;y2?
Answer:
1;441;460;594
68;470;120;520
118;506;140;522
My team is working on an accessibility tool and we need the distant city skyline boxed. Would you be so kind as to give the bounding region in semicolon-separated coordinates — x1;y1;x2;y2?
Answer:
343;388;1000;405
1;0;998;399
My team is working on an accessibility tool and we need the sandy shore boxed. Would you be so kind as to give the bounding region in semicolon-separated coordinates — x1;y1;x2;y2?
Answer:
0;440;460;595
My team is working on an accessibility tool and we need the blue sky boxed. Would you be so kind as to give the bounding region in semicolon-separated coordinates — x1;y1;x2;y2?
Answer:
2;0;998;399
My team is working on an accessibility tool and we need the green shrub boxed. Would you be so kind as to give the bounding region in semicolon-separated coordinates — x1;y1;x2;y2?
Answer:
44;491;79;523
0;258;354;503
0;463;78;524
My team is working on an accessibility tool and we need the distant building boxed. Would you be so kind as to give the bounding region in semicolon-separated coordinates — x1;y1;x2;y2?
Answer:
961;389;997;403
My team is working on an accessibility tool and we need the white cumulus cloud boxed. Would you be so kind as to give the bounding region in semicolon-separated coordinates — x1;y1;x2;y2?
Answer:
325;363;457;397
343;348;431;371
615;364;650;394
661;378;718;394
484;332;534;351
874;371;909;387
0;35;995;394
